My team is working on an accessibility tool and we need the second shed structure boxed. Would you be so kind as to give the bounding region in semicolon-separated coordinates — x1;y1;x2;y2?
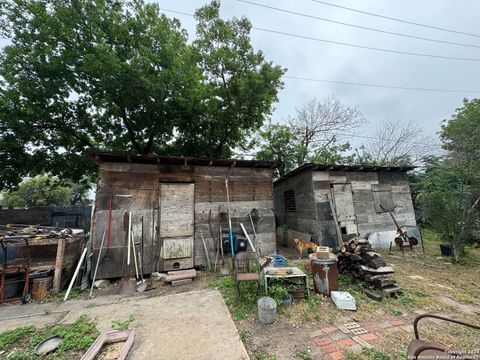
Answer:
273;164;417;249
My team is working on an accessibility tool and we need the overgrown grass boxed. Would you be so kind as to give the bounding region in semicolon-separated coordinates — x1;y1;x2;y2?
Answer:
361;348;393;360
0;315;98;359
209;275;300;320
29;315;98;354
111;315;135;330
209;277;259;320
420;228;442;244
254;351;277;360
0;326;36;349
48;287;86;302
344;348;393;360
239;329;249;342
295;348;314;360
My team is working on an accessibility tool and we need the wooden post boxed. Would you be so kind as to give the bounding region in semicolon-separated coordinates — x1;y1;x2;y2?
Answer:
53;238;66;294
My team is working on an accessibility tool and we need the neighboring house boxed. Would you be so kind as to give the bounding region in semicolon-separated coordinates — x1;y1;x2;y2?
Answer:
86;152;277;279
273;163;417;249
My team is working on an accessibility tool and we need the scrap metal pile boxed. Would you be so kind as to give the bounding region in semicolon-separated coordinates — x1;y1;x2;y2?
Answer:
1;224;83;240
336;237;401;301
0;224;83;266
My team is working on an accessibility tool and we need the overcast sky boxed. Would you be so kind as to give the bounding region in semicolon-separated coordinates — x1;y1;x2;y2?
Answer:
2;0;480;152
156;0;480;150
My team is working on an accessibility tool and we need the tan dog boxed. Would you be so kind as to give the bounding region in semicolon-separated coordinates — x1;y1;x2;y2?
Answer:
293;238;318;259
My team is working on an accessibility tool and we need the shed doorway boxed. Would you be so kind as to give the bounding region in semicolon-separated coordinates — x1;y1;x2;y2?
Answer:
159;183;195;271
332;183;358;236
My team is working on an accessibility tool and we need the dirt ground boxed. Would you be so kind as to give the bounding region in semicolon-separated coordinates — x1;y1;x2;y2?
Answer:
233;235;480;360
0;288;248;360
1;232;479;360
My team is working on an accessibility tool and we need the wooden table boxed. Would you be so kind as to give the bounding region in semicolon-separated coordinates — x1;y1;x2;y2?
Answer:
263;266;309;297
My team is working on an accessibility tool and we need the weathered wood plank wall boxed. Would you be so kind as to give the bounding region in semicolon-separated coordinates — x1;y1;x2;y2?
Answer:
91;163;275;278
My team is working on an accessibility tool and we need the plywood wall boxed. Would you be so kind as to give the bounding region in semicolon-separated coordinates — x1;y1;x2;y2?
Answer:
91;163;276;278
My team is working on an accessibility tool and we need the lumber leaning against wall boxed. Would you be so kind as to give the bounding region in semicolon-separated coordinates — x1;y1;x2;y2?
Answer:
89;161;276;279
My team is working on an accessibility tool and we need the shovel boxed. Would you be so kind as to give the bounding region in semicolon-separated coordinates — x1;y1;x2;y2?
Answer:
100;198;113;267
119;211;136;295
218;225;229;275
89;228;107;298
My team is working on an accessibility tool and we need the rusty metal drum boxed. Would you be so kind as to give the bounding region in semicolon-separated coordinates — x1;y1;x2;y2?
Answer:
309;253;338;297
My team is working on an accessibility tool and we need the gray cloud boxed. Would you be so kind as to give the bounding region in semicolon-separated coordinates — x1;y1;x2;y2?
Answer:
156;0;479;149
3;0;479;151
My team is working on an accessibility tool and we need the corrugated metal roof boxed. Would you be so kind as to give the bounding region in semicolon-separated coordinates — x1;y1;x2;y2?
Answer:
274;163;415;185
84;151;278;169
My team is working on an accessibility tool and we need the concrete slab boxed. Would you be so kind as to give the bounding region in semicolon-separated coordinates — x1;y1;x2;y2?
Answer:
0;289;249;360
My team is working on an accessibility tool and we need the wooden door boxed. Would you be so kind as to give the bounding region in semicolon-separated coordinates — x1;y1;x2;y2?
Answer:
159;183;195;270
332;183;358;236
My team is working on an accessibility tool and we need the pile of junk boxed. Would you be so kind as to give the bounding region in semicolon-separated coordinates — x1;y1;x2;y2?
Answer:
0;224;84;304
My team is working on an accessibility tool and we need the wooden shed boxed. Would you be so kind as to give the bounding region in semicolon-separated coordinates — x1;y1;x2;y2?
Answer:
273;164;417;248
86;152;277;279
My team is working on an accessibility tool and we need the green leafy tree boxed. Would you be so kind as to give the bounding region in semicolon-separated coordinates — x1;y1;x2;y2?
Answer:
415;99;480;261
1;174;89;207
168;2;284;157
0;0;284;190
255;124;302;177
441;98;480;179
416;160;477;262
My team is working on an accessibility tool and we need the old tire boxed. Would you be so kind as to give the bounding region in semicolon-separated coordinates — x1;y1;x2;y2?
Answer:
22;291;32;304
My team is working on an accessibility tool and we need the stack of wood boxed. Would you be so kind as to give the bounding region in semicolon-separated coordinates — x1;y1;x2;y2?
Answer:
165;269;197;287
337;237;401;300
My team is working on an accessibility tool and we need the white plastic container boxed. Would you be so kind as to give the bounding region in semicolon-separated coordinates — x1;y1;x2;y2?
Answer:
258;296;276;324
331;291;356;311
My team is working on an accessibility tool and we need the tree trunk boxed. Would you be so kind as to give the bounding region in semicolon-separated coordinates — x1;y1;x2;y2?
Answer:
451;240;461;263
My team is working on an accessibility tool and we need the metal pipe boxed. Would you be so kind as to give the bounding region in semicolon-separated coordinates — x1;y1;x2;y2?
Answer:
89;229;106;298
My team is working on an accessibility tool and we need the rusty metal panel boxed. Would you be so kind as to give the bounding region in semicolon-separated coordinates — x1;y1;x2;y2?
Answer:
160;183;194;238
163;237;193;259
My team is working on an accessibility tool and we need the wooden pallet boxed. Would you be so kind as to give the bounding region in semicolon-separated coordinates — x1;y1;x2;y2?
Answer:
381;284;402;297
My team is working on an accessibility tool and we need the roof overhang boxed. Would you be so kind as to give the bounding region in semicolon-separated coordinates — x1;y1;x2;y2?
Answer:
274;163;416;185
84;151;278;169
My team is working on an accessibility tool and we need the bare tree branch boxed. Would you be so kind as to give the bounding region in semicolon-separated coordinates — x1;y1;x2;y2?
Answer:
364;119;436;166
290;95;366;164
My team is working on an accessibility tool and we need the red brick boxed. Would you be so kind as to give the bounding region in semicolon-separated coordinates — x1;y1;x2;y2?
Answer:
359;333;379;341
330;351;344;360
375;332;384;338
390;319;405;326
323;344;340;354
314;337;332;346
366;325;381;331
337;338;356;348
322;326;338;334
